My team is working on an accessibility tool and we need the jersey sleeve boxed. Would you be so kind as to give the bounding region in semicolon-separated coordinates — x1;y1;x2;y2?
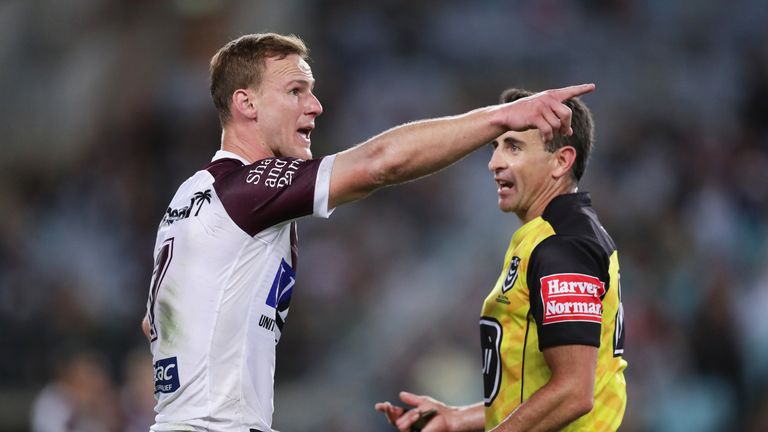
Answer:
528;235;609;350
313;155;335;218
208;155;335;236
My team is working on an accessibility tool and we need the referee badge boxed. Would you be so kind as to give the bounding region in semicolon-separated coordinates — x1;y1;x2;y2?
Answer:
502;256;521;293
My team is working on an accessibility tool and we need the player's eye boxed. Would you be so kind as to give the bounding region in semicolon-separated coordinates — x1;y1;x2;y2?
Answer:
289;88;300;96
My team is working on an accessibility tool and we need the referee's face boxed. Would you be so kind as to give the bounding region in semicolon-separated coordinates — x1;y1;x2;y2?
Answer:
488;130;558;222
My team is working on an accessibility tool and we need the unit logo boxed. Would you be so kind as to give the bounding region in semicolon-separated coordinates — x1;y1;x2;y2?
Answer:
540;273;605;325
154;356;180;394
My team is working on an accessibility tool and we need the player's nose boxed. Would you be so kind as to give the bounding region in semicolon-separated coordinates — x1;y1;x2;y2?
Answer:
306;92;323;117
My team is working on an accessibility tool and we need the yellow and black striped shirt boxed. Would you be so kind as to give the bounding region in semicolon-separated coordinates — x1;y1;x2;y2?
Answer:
480;192;627;431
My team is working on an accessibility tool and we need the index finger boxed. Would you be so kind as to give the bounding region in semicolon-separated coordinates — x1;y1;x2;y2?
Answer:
549;83;595;101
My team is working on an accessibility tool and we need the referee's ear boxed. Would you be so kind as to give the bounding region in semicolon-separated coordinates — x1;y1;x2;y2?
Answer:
552;145;577;181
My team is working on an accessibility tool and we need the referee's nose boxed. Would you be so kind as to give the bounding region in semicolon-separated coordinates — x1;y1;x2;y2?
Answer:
488;143;506;174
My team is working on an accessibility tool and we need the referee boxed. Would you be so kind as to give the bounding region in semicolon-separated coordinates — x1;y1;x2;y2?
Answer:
377;88;626;432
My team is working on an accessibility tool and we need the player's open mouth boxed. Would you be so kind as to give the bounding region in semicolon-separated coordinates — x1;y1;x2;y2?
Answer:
297;127;313;141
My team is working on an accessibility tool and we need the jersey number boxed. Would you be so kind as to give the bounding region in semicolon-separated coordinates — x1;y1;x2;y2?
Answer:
147;238;174;342
480;317;502;406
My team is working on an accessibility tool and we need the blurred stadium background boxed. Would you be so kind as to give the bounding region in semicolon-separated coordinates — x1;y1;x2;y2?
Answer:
2;0;768;431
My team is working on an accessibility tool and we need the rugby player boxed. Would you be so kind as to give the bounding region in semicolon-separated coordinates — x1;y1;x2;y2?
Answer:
142;33;594;432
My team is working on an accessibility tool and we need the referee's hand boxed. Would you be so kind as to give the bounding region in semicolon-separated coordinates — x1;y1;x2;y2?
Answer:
375;391;449;432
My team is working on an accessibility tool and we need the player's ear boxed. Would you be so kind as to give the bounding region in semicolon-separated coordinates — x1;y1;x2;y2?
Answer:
231;88;258;121
552;145;576;180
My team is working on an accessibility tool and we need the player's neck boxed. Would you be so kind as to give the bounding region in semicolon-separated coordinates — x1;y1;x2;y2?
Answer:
220;124;273;164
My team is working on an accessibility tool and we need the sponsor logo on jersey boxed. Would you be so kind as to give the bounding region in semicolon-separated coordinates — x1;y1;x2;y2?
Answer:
258;314;276;332
265;259;296;342
540;273;605;325
160;189;212;225
501;256;521;293
246;158;303;188
154;356;180;394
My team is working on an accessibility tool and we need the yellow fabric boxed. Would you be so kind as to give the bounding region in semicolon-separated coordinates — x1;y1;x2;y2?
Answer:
481;216;627;431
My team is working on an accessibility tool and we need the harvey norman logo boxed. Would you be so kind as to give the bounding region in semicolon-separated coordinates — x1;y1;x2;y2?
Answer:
540;273;605;325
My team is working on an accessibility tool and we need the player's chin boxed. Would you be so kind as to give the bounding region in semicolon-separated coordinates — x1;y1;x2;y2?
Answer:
289;143;313;160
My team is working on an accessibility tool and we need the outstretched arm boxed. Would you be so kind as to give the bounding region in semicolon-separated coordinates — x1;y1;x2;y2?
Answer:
375;391;485;432
328;84;595;208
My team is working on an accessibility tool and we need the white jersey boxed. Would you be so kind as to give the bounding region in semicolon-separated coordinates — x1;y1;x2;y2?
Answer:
146;150;335;432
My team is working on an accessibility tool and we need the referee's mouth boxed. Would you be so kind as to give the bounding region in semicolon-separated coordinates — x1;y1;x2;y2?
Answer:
496;178;514;191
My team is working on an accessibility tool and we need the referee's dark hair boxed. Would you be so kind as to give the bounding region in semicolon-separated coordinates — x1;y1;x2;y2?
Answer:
500;88;594;182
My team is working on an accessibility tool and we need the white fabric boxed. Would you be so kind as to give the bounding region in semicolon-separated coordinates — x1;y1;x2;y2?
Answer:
148;153;334;432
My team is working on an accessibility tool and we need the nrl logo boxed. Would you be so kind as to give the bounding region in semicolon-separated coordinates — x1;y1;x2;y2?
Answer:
161;189;212;226
501;256;521;293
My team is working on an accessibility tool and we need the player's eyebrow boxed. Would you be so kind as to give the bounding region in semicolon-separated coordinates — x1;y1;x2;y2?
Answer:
286;79;314;89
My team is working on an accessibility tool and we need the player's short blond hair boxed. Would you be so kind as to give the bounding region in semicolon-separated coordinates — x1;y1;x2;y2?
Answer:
209;33;308;125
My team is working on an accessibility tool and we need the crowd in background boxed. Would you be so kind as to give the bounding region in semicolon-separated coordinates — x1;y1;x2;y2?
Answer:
1;0;767;431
